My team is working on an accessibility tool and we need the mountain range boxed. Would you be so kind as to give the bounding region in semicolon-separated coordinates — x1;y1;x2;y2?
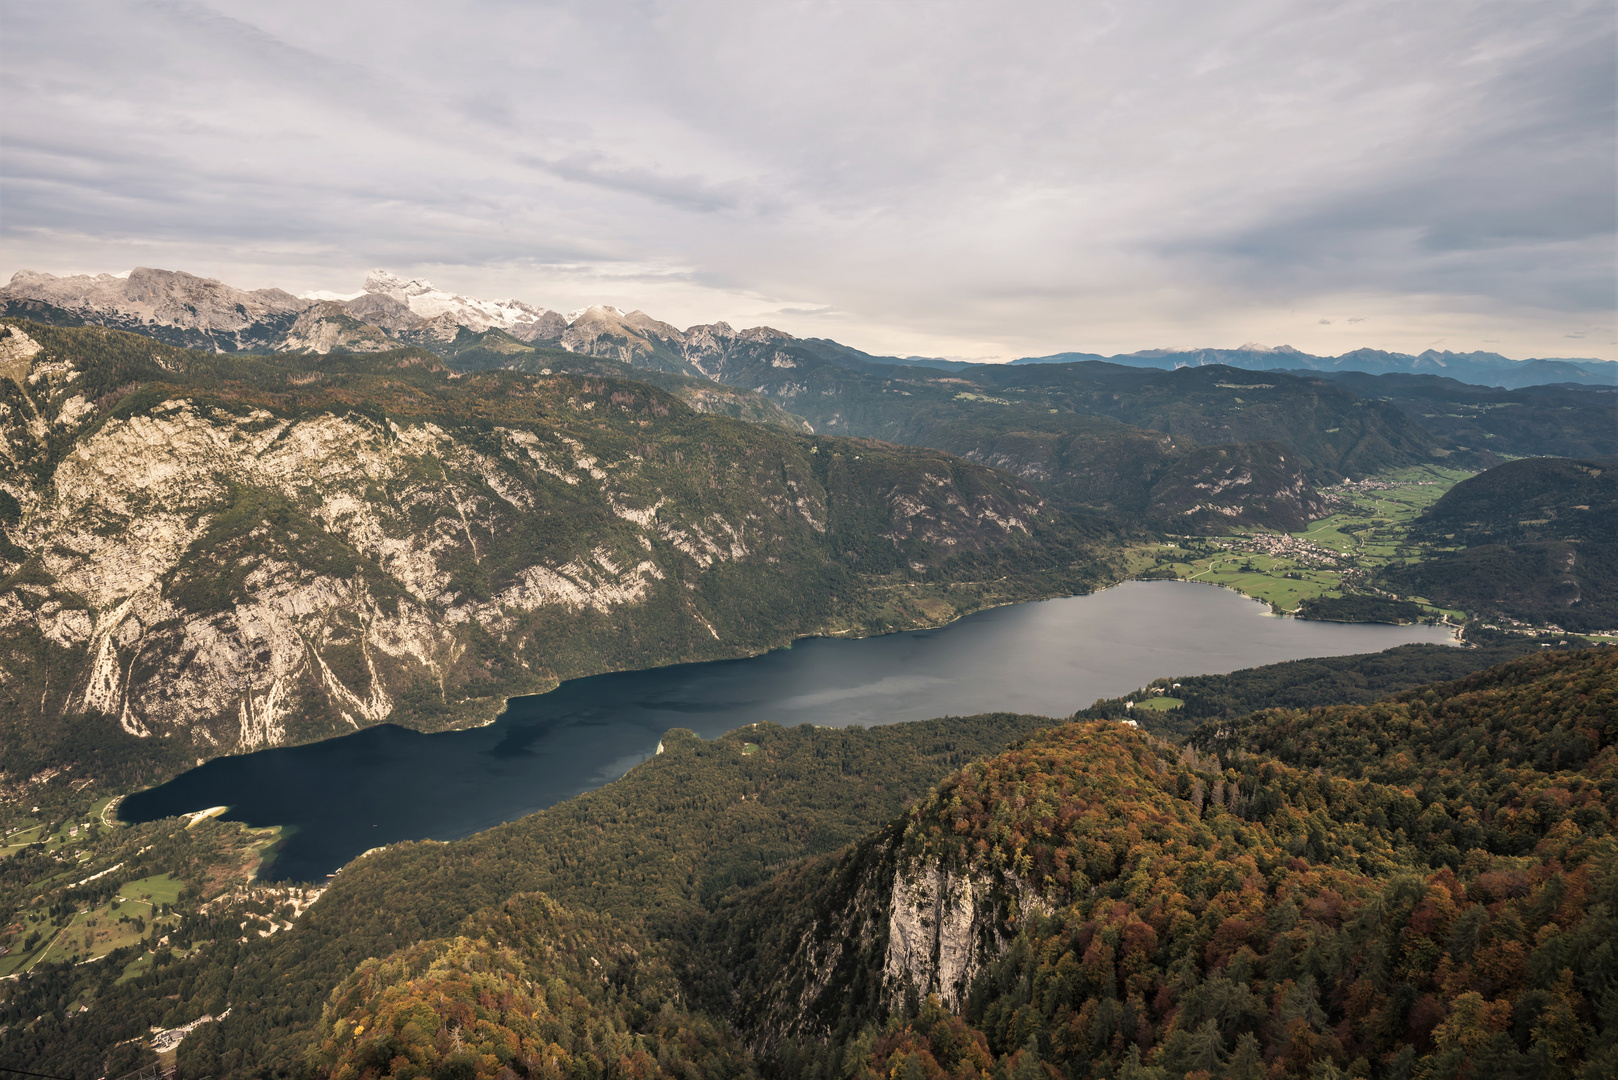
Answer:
3;267;1612;389
1014;343;1616;390
0;320;1116;785
9;267;1614;541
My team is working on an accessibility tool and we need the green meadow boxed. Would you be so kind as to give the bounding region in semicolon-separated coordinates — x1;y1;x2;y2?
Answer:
1138;465;1476;619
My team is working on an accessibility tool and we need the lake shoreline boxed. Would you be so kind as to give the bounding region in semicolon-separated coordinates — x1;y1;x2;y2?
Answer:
121;581;1459;882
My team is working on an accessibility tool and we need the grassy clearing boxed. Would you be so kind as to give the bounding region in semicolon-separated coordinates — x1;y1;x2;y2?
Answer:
23;876;183;968
0;790;296;984
121;873;184;908
0;818;46;858
115;948;157;984
1133;697;1184;712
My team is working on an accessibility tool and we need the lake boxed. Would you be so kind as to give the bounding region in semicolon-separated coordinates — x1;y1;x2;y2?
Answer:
119;580;1455;881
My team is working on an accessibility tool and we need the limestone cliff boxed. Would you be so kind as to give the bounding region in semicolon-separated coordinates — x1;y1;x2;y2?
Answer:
0;321;1113;783
699;811;1057;1053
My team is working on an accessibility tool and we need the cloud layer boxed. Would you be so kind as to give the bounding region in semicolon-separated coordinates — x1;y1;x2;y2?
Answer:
2;0;1612;360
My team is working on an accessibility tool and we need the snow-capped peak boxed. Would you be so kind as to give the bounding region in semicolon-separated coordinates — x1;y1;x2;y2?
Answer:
359;269;555;332
301;289;365;302
363;269;438;300
565;305;626;325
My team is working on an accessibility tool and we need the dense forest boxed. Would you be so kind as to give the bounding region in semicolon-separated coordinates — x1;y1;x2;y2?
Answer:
1;713;1058;1076
703;648;1616;1079
4;646;1610;1079
1292;595;1428;625
1315;373;1617;463
1073;638;1552;741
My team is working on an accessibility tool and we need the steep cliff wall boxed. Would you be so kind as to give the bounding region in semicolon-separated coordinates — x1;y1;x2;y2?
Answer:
0;321;1115;783
699;812;1053;1051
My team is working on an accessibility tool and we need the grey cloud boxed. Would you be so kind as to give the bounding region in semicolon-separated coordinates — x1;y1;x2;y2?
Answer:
0;0;1611;359
521;153;743;213
1168;9;1614;313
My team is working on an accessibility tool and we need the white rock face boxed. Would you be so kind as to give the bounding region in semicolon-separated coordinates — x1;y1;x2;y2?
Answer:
0;362;779;753
279;302;396;353
1;268;310;331
739;836;1060;1050
0;324;43;369
0;314;1057;768
360;269;562;338
882;857;1050;1010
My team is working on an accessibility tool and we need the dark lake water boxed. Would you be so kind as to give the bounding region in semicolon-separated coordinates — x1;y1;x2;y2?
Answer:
120;581;1455;881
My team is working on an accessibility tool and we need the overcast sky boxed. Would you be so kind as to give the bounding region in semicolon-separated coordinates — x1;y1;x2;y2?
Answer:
2;1;1613;361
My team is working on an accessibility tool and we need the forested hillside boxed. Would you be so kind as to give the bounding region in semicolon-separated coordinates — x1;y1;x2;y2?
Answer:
1379;458;1617;631
1317;373;1617;462
0;319;1119;784
685;345;1439;531
1074;637;1549;740
399;325;1449;534
4;646;1611;1078
1;713;1058;1076
703;648;1615;1079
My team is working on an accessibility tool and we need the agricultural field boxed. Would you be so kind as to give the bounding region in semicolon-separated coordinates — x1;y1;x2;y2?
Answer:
1135;465;1475;620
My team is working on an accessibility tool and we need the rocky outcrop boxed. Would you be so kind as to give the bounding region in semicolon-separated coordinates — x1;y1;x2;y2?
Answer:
0;268;312;352
280;302;397;354
1144;441;1328;531
0;268;308;330
882;857;1050;1011
0;322;1085;774
702;821;1054;1051
0;268;809;371
340;291;420;332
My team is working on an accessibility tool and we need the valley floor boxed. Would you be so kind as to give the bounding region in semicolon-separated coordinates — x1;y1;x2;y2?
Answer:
1132;464;1614;641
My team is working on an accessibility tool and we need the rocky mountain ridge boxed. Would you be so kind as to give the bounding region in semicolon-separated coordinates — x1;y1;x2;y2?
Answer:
0;268;806;378
6;266;1610;389
9;266;1610;536
0;270;1353;530
0;320;1115;784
